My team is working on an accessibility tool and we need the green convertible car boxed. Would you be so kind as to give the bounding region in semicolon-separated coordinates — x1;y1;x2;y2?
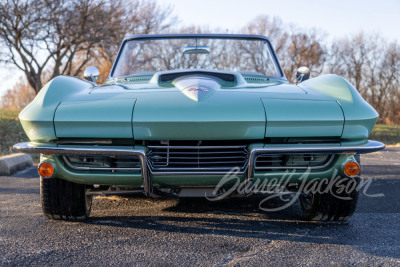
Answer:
14;34;385;221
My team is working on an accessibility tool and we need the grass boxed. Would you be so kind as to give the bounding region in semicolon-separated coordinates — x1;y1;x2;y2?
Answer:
0;110;20;120
0;110;399;158
0;110;28;156
369;124;400;146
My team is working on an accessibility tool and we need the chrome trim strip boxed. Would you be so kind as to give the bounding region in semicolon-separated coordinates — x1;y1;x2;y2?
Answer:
62;156;141;171
148;145;246;149
13;143;142;156
151;171;247;176
249;140;385;154
56;139;113;145
254;154;335;171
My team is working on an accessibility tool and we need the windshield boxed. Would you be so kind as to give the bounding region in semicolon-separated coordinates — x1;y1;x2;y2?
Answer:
111;37;282;78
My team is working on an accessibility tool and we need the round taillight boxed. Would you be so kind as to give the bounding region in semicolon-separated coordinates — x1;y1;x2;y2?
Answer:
343;161;360;177
38;162;55;178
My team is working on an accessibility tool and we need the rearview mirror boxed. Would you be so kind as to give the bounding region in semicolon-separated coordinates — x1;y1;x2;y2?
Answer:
83;66;100;83
295;66;310;84
183;45;210;55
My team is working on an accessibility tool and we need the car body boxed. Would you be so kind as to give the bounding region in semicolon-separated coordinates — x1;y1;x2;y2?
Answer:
14;34;385;221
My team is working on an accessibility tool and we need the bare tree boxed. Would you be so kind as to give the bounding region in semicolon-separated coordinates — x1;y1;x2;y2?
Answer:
328;33;400;124
328;33;378;92
281;30;326;81
242;15;289;54
243;17;400;123
242;16;327;81
0;0;175;93
0;78;36;110
97;0;176;68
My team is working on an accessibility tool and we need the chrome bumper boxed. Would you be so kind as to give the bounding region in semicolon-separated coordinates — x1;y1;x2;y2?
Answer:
13;140;385;197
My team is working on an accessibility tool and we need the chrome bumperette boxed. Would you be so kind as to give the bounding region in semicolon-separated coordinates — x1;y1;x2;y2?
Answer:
13;142;153;197
245;140;385;184
13;140;385;197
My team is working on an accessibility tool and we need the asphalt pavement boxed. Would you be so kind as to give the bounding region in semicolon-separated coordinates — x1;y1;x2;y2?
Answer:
0;149;399;266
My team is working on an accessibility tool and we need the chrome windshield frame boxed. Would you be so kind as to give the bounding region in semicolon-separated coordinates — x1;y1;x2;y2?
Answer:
108;34;286;80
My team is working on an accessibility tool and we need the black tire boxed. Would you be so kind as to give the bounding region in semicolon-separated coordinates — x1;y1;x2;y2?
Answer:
40;177;92;220
299;176;360;221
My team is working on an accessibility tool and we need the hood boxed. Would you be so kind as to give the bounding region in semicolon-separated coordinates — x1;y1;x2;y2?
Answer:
123;72;343;140
23;72;346;142
131;75;268;140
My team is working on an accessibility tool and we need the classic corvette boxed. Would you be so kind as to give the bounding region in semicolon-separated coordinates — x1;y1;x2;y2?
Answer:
14;34;385;221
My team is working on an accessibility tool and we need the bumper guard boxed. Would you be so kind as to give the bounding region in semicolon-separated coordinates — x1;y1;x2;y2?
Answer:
13;140;385;197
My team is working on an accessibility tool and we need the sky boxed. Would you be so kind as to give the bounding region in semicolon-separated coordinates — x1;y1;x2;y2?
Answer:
1;0;399;98
157;0;400;41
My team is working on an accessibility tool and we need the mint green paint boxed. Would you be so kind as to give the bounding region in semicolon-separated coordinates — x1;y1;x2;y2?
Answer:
299;74;353;102
152;153;348;187
40;147;354;187
19;73;378;144
42;154;144;185
19;83;58;142
254;154;352;183
42;153;240;186
54;98;136;138
299;74;378;140
132;90;266;140
19;117;58;143
19;76;94;142
15;32;382;191
262;99;344;137
339;80;378;140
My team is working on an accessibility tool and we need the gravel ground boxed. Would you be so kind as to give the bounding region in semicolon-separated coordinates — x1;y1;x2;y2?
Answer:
0;149;399;266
